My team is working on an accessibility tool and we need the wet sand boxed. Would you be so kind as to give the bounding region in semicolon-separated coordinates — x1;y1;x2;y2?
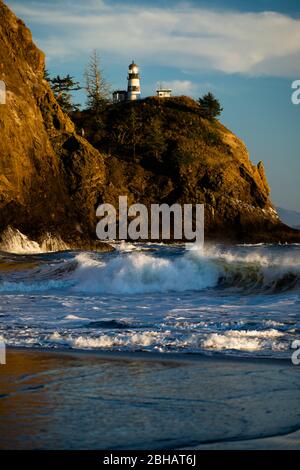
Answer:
0;348;300;450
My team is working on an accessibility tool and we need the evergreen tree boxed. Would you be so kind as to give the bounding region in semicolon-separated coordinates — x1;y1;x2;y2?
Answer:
198;92;223;120
50;74;81;113
84;50;111;113
128;107;143;159
44;68;51;82
143;116;166;163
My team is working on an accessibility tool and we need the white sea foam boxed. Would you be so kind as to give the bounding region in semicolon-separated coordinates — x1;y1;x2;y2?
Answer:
49;330;170;350
61;301;76;308
113;240;143;252
202;329;286;352
64;314;89;321
263;320;285;327
0;227;69;253
0;227;42;253
72;250;219;294
205;244;300;268
69;246;300;295
0;243;299;296
39;233;69;252
47;329;288;353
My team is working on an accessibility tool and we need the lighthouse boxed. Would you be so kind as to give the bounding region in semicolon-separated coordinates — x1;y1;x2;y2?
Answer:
127;61;141;101
112;61;142;103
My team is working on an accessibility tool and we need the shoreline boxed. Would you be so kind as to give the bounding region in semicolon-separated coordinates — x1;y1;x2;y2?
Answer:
6;345;292;365
181;428;300;450
1;347;299;450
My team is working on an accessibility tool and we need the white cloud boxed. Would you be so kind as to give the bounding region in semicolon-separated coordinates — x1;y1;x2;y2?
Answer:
160;80;197;95
7;0;300;77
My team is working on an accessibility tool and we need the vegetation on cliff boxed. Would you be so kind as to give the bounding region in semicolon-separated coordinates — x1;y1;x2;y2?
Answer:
72;95;298;242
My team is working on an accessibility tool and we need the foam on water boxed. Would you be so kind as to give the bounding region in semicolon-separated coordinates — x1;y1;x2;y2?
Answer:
0;240;300;295
72;251;219;294
49;330;168;350
0;242;299;357
202;329;286;352
70;247;300;295
0;227;42;254
0;227;69;254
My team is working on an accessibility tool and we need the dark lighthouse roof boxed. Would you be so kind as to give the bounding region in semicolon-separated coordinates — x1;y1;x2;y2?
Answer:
129;60;138;69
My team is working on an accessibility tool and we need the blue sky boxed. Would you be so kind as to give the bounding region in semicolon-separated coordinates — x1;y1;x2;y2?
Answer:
6;0;300;211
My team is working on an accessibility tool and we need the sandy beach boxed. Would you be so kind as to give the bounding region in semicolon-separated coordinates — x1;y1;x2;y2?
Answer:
0;348;299;450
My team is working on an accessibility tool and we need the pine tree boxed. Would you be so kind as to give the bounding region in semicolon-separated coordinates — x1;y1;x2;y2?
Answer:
128;107;143;159
44;68;51;82
50;74;81;113
84;50;111;113
198;92;223;120
143;116;166;163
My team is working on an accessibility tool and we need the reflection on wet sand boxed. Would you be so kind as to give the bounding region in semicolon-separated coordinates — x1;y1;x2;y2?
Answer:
0;349;300;449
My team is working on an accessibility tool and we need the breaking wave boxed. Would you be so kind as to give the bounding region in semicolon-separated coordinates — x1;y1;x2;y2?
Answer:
69;247;300;295
202;329;286;352
71;251;220;294
37;328;287;354
0;243;300;295
0;243;299;357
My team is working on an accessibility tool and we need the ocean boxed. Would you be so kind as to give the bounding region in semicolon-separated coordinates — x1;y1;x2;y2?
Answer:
0;240;299;359
1;238;300;449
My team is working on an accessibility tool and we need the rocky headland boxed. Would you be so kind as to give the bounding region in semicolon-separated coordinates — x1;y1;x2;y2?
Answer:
0;0;299;248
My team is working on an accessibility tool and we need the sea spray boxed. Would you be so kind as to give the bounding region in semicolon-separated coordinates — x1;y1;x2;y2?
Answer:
0;227;42;254
0;227;69;254
72;250;219;294
0;242;300;295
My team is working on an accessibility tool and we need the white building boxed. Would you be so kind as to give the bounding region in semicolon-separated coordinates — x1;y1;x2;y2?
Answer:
112;90;127;104
112;61;141;103
156;88;172;98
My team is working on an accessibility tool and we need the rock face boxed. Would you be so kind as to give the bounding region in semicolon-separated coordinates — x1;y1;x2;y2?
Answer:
0;0;299;245
75;97;300;243
0;0;108;250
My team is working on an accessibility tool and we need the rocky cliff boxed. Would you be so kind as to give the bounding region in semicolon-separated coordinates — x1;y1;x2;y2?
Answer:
0;0;299;246
0;0;109;250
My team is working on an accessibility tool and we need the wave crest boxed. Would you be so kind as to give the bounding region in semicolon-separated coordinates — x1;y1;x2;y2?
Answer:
0;243;299;295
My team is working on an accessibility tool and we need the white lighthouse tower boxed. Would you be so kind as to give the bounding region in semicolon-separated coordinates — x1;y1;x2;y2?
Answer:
127;60;141;101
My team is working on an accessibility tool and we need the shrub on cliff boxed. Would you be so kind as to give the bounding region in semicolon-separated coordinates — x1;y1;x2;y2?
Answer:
48;74;81;114
198;92;223;120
